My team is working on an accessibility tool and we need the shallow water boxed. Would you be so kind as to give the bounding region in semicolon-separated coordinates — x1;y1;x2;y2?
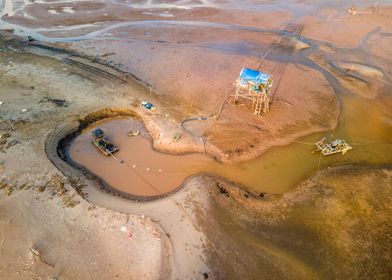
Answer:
70;118;212;196
70;91;392;196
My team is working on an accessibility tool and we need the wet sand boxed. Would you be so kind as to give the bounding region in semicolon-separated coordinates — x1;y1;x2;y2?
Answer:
0;0;392;279
197;166;392;279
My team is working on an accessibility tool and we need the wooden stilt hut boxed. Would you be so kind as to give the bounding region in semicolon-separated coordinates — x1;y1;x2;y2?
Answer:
234;68;273;115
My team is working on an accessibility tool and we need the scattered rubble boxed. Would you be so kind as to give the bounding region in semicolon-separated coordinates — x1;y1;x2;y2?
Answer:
128;130;140;137
141;101;156;111
172;133;182;142
39;97;69;107
216;182;230;197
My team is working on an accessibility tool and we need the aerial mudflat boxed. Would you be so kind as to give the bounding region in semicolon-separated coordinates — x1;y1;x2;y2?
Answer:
0;0;391;279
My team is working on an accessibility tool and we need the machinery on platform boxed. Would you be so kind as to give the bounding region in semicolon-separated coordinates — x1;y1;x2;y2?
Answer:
91;128;119;156
234;67;273;115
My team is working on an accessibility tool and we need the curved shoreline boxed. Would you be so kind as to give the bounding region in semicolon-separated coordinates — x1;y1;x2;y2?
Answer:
47;107;391;205
46;109;189;201
46;108;269;202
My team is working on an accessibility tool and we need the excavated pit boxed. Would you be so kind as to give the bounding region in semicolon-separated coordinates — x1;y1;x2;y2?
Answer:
46;108;183;201
50;109;223;201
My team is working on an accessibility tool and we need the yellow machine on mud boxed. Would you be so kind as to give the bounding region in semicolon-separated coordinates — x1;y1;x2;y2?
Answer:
313;136;352;156
91;128;119;156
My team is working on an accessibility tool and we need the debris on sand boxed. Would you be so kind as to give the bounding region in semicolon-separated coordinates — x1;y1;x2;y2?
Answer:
128;130;140;137
46;175;68;197
217;182;230;197
0;133;19;152
131;98;140;107
30;246;55;268
0;132;10;140
313;136;352;156
30;247;40;257
347;5;380;15
348;6;359;15
5;186;14;196
141;101;156;111
63;193;79;208
39;97;69;107
1;28;14;33
121;222;134;239
0;181;8;190
172;133;182;142
281;36;310;51
6;140;19;149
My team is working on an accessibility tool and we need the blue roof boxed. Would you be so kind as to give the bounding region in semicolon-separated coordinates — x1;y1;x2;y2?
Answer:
238;68;271;86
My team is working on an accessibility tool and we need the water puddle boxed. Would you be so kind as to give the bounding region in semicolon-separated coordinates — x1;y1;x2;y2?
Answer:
70;118;212;197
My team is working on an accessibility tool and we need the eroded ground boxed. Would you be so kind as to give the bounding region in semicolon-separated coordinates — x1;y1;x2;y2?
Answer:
0;0;392;279
198;167;392;279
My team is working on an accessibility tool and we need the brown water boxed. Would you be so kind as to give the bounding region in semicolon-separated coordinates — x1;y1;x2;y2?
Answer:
70;92;392;197
70;118;212;196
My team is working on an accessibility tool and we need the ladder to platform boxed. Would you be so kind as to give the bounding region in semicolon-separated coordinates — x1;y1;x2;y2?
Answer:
254;96;262;115
253;93;270;115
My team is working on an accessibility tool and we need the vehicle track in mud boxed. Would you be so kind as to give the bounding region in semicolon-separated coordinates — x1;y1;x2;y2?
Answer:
63;57;127;84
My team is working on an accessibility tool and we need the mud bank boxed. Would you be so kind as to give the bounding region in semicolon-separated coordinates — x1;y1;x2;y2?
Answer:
74;162;392;279
196;166;392;279
1;1;392;278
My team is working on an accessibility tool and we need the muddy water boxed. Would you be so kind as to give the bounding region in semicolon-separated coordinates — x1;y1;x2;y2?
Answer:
70;91;392;197
70;118;212;196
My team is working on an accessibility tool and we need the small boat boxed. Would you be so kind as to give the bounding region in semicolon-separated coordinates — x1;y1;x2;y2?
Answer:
91;128;119;156
313;136;352;156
